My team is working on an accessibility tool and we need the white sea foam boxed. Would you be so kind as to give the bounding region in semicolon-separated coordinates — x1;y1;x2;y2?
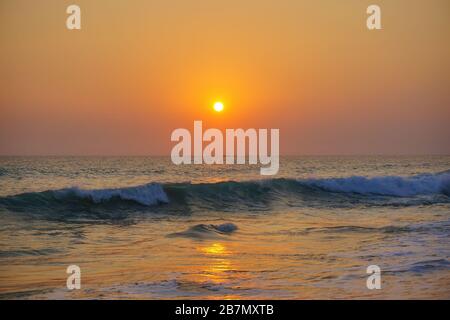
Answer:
55;183;169;206
301;173;450;197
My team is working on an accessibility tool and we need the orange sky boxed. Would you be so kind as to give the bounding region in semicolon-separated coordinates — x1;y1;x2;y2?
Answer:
0;0;449;155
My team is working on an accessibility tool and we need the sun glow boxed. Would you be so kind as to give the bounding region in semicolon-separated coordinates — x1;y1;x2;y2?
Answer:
213;101;224;112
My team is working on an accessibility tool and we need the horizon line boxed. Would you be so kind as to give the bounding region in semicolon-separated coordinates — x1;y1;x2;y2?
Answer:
0;154;449;157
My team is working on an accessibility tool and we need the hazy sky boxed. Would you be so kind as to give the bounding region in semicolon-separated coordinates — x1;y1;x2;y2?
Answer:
1;0;449;155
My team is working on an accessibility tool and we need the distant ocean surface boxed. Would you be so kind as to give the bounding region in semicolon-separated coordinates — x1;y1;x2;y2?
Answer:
0;156;449;299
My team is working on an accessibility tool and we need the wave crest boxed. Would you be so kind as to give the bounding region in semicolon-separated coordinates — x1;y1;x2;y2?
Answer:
167;223;238;239
300;173;450;197
54;183;168;206
0;172;448;219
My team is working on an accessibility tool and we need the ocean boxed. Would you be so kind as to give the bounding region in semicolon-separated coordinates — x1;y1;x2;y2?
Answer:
0;156;449;299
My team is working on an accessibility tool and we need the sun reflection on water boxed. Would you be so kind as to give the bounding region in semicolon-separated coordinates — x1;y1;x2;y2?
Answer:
199;243;229;255
197;243;234;283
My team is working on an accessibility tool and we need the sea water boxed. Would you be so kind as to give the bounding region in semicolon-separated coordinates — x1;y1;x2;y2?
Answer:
0;156;449;299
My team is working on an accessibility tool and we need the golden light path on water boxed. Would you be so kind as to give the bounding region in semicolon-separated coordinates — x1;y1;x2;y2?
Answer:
198;243;232;284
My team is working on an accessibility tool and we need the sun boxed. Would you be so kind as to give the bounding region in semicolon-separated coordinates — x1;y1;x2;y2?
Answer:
213;101;224;112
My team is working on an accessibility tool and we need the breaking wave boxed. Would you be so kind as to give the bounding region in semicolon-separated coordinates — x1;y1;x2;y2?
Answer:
301;173;450;197
0;182;168;207
0;172;448;219
54;183;168;206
